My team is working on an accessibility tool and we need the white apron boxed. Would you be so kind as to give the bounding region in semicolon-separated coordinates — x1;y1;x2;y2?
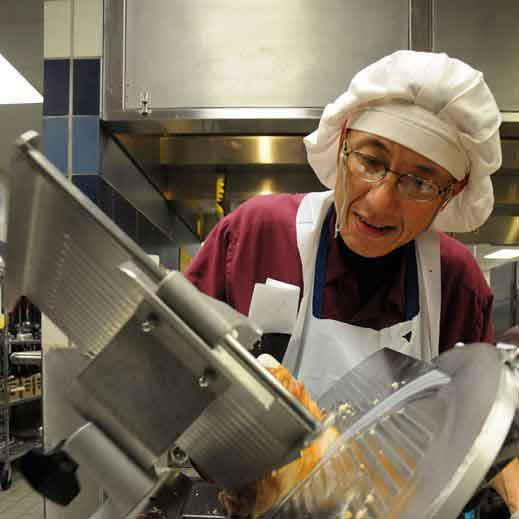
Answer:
281;191;441;399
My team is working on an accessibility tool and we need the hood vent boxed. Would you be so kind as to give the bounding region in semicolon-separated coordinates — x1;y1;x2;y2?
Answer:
455;137;519;245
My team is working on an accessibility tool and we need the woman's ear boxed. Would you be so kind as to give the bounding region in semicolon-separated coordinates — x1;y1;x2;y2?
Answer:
450;176;469;198
440;176;468;212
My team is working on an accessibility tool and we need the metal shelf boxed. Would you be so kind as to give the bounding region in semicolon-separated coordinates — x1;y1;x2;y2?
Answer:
6;438;42;462
0;395;42;409
1;313;43;476
8;339;41;346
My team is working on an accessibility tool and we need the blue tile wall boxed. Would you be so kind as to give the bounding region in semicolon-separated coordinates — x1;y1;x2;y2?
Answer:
45;56;178;270
43;60;70;116
73;59;100;116
72;173;178;269
72;174;97;201
72;175;114;219
137;212;165;253
98;177;114;219
72;117;100;173
42;117;68;173
113;189;137;241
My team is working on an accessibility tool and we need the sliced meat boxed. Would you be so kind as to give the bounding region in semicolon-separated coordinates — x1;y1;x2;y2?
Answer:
219;365;339;518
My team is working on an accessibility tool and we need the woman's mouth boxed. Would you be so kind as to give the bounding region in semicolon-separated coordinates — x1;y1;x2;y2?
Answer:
354;212;396;237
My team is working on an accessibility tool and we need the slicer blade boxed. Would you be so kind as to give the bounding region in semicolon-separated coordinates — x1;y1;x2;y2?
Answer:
269;346;519;519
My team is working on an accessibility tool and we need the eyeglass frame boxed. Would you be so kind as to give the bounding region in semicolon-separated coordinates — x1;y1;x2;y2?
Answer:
341;146;458;203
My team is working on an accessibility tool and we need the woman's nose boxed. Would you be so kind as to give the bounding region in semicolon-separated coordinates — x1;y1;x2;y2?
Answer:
365;172;402;208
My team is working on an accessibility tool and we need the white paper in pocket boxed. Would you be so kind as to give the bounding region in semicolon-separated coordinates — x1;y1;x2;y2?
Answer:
248;280;300;334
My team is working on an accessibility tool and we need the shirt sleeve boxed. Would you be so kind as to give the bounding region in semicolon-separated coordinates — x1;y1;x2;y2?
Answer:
479;293;494;343
439;286;494;352
184;216;235;303
439;233;495;352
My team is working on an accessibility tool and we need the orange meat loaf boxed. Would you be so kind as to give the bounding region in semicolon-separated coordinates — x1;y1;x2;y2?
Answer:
219;365;339;518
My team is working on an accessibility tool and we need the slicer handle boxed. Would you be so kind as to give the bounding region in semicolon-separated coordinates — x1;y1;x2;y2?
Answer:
19;441;80;506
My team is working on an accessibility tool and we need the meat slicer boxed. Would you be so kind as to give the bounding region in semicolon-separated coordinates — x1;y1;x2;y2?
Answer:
4;131;519;519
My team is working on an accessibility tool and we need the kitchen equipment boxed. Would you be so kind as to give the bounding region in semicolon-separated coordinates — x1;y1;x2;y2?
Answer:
270;346;519;519
7;131;519;519
6;131;323;513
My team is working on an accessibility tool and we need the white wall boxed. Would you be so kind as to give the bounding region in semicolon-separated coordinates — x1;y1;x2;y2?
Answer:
0;1;43;174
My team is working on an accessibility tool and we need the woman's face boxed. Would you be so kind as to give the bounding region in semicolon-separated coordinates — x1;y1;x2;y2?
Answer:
335;129;460;258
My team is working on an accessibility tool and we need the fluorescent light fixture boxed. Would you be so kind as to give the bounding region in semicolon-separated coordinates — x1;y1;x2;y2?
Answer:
0;53;43;104
483;249;519;260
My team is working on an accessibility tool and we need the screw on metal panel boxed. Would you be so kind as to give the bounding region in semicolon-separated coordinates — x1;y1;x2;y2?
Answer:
136;507;165;519
171;445;188;464
141;314;159;333
507;348;519;371
198;374;210;388
138;91;152;116
198;368;216;389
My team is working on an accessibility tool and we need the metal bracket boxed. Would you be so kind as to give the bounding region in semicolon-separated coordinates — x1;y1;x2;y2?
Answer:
138;91;152;116
506;347;519;372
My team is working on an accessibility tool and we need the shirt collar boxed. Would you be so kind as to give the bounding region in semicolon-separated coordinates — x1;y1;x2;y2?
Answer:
325;208;408;316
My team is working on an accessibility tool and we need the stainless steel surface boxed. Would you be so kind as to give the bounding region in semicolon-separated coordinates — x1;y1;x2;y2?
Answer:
5;131;163;358
102;0;519;249
409;0;433;51
108;132;167;197
74;262;318;486
453;139;519;244
181;479;226;519
490;263;517;335
102;131;198;245
124;133;519;246
73;289;232;470
89;472;226;519
122;134;323;197
9;351;42;366
114;132;325;240
453;216;519;246
166;166;323;201
65;423;157;517
160;136;308;167
428;347;518;518
271;346;519;519
104;112;322;136
104;0;409;124
434;0;519;111
102;0;519;248
43;347;104;519
8;133;321;489
124;0;408;108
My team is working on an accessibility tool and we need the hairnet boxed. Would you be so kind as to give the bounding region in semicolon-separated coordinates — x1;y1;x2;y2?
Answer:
305;50;502;232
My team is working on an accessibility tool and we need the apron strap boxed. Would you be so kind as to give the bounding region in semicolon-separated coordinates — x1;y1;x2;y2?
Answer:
312;206;334;317
404;242;419;321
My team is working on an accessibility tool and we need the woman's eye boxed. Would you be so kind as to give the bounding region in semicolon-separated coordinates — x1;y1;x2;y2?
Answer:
358;154;383;170
412;177;433;192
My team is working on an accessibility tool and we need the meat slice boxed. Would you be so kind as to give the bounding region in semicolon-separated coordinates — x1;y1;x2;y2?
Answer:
219;364;339;518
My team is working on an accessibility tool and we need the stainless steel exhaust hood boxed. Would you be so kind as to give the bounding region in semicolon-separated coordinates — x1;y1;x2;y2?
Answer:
103;0;411;134
101;0;519;245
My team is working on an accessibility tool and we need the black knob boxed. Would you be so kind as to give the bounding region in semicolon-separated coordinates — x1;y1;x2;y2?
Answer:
19;441;80;506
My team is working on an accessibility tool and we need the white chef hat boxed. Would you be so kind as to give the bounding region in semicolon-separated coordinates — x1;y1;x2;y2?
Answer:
305;50;502;232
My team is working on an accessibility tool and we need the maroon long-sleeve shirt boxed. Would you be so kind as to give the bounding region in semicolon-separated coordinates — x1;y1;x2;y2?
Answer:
185;193;494;353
